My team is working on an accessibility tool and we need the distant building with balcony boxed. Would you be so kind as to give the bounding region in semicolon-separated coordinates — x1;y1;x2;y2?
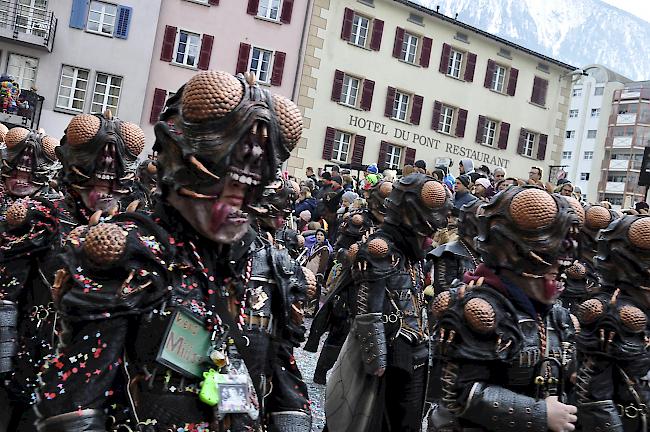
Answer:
0;0;161;139
560;65;631;203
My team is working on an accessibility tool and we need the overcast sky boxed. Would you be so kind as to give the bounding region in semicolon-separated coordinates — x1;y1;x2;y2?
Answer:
601;0;650;23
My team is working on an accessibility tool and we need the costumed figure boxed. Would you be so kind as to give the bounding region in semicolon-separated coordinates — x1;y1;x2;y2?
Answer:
35;71;301;432
575;215;650;432
428;186;579;432
326;173;451;432
135;155;159;209
557;196;587;313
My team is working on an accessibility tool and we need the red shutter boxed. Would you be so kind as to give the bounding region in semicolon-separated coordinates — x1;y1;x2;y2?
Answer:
517;128;526;155
247;0;259;15
439;43;451;74
323;127;335;160
360;79;375;111
280;0;293;24
420;37;433;68
392;27;405;58
431;100;442;130
369;19;384;51
236;43;251;74
351;135;366;165
455;108;468;137
410;94;423;125
378;141;389;168
384;86;396;117
498;122;510;149
270;51;286;86
464;52;477;82
208;0;219;4
475;115;486;143
331;70;344;102
484;59;495;88
160;26;177;62
197;34;214;70
404;147;416;166
150;88;167;124
537;134;548;160
506;67;518;96
341;8;354;40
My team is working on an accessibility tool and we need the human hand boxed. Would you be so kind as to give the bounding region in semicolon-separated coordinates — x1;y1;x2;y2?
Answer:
546;396;577;432
373;367;385;377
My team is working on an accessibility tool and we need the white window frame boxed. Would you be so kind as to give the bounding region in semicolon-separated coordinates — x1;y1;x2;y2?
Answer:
249;46;273;84
482;119;498;146
491;64;506;93
257;0;282;21
569;109;579;118
584;151;594;160
91;72;122;115
392;91;410;122
332;130;352;163
523;131;536;158
7;53;38;90
56;65;89;112
341;74;360;107
439;105;455;134
447;49;463;79
86;0;117;36
572;88;582;97
386;144;402;170
15;0;48;37
562;151;572;159
591;108;600;118
173;30;201;68
401;32;419;64
350;14;369;47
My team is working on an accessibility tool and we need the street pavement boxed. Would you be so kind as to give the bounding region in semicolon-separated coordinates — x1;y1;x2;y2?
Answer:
295;318;326;431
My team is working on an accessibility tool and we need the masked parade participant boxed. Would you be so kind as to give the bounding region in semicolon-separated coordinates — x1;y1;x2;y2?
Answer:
326;173;451;432
575;215;650;432
34;71;302;431
428;186;579;432
556;196;587;313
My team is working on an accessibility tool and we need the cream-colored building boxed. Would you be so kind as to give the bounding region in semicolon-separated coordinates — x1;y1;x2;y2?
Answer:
289;0;576;180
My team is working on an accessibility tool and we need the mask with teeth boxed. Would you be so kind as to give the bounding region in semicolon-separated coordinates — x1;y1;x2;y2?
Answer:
457;198;482;249
364;180;393;224
579;204;619;266
250;174;298;233
153;71;302;244
57;111;145;216
2;127;60;198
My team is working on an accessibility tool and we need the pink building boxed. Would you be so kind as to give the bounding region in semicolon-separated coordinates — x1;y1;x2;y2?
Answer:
139;0;311;151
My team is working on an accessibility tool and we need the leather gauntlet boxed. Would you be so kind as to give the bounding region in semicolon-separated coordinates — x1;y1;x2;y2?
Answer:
577;401;623;432
355;313;387;375
36;409;106;432
0;300;18;374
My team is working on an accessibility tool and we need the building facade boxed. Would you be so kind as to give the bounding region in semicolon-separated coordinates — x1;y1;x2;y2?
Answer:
560;65;630;202
289;0;575;180
140;0;311;152
0;0;161;138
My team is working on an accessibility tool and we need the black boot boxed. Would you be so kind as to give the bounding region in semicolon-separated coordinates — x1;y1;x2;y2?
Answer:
313;343;342;385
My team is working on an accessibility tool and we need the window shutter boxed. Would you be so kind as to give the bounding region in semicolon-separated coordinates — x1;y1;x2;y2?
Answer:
475;115;486;143
150;88;167;124
69;0;89;29
331;70;344;102
506;67;518;96
341;8;354;40
404;147;416;166
208;0;219;4
378;141;389;168
392;27;405;58
431;100;442;130
270;51;286;86
114;5;132;39
455;108;468;137
197;34;214;70
280;0;294;24
517;128;526;155
236;43;251;74
360;79;375;111
384;86;396;118
369;19;384;51
537;77;548;106
464;52;477;82
351;135;366;165
247;0;259;15
484;59;495;88
439;43;451;74
420;37;433;68
160;26;177;62
323;127;335;160
498;122;510;149
537;134;548;160
410;94;423;125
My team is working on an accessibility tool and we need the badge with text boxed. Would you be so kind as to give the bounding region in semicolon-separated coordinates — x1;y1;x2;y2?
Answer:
157;308;211;378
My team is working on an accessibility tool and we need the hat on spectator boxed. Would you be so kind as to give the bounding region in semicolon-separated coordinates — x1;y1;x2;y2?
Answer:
475;178;491;189
367;164;379;174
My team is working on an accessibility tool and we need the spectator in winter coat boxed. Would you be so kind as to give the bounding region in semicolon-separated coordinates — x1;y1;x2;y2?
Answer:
458;158;475;175
454;174;477;209
295;187;317;218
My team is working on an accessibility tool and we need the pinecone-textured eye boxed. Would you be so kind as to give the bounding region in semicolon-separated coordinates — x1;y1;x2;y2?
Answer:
619;305;647;333
0;123;9;142
348;242;359;262
577;298;604;325
5;201;28;227
368;238;389;257
628;217;650;250
432;291;452;319
5;127;29;149
421;181;447;209
464;298;496;334
565;262;586;280
181;70;244;122
565;196;585;227
585;205;612;230
120;122;145;157
65;114;101;147
272;94;302;150
42;136;59;160
509;188;558;230
83;223;127;264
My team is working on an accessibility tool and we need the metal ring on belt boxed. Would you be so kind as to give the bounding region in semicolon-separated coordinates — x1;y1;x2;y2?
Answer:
618;403;647;419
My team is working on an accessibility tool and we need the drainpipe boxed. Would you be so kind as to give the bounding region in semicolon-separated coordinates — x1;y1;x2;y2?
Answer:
292;0;314;102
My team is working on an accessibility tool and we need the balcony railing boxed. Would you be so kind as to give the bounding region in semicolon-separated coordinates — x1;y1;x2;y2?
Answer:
0;88;44;129
0;1;56;51
608;159;643;171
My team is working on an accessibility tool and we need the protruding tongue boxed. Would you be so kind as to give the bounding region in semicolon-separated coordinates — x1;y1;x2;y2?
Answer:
211;201;232;233
88;190;101;208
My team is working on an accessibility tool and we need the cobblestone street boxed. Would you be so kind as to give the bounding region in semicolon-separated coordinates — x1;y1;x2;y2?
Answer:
295;318;326;432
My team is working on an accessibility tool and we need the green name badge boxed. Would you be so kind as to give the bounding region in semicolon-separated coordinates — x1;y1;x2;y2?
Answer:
156;308;211;378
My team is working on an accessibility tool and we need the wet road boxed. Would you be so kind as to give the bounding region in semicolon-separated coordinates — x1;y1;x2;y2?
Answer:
295;318;326;431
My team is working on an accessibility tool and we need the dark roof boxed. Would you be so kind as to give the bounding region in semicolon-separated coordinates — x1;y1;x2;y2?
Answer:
393;0;576;71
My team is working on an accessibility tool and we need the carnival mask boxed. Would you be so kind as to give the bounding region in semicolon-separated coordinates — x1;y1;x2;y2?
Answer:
251;175;298;232
364;180;392;224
